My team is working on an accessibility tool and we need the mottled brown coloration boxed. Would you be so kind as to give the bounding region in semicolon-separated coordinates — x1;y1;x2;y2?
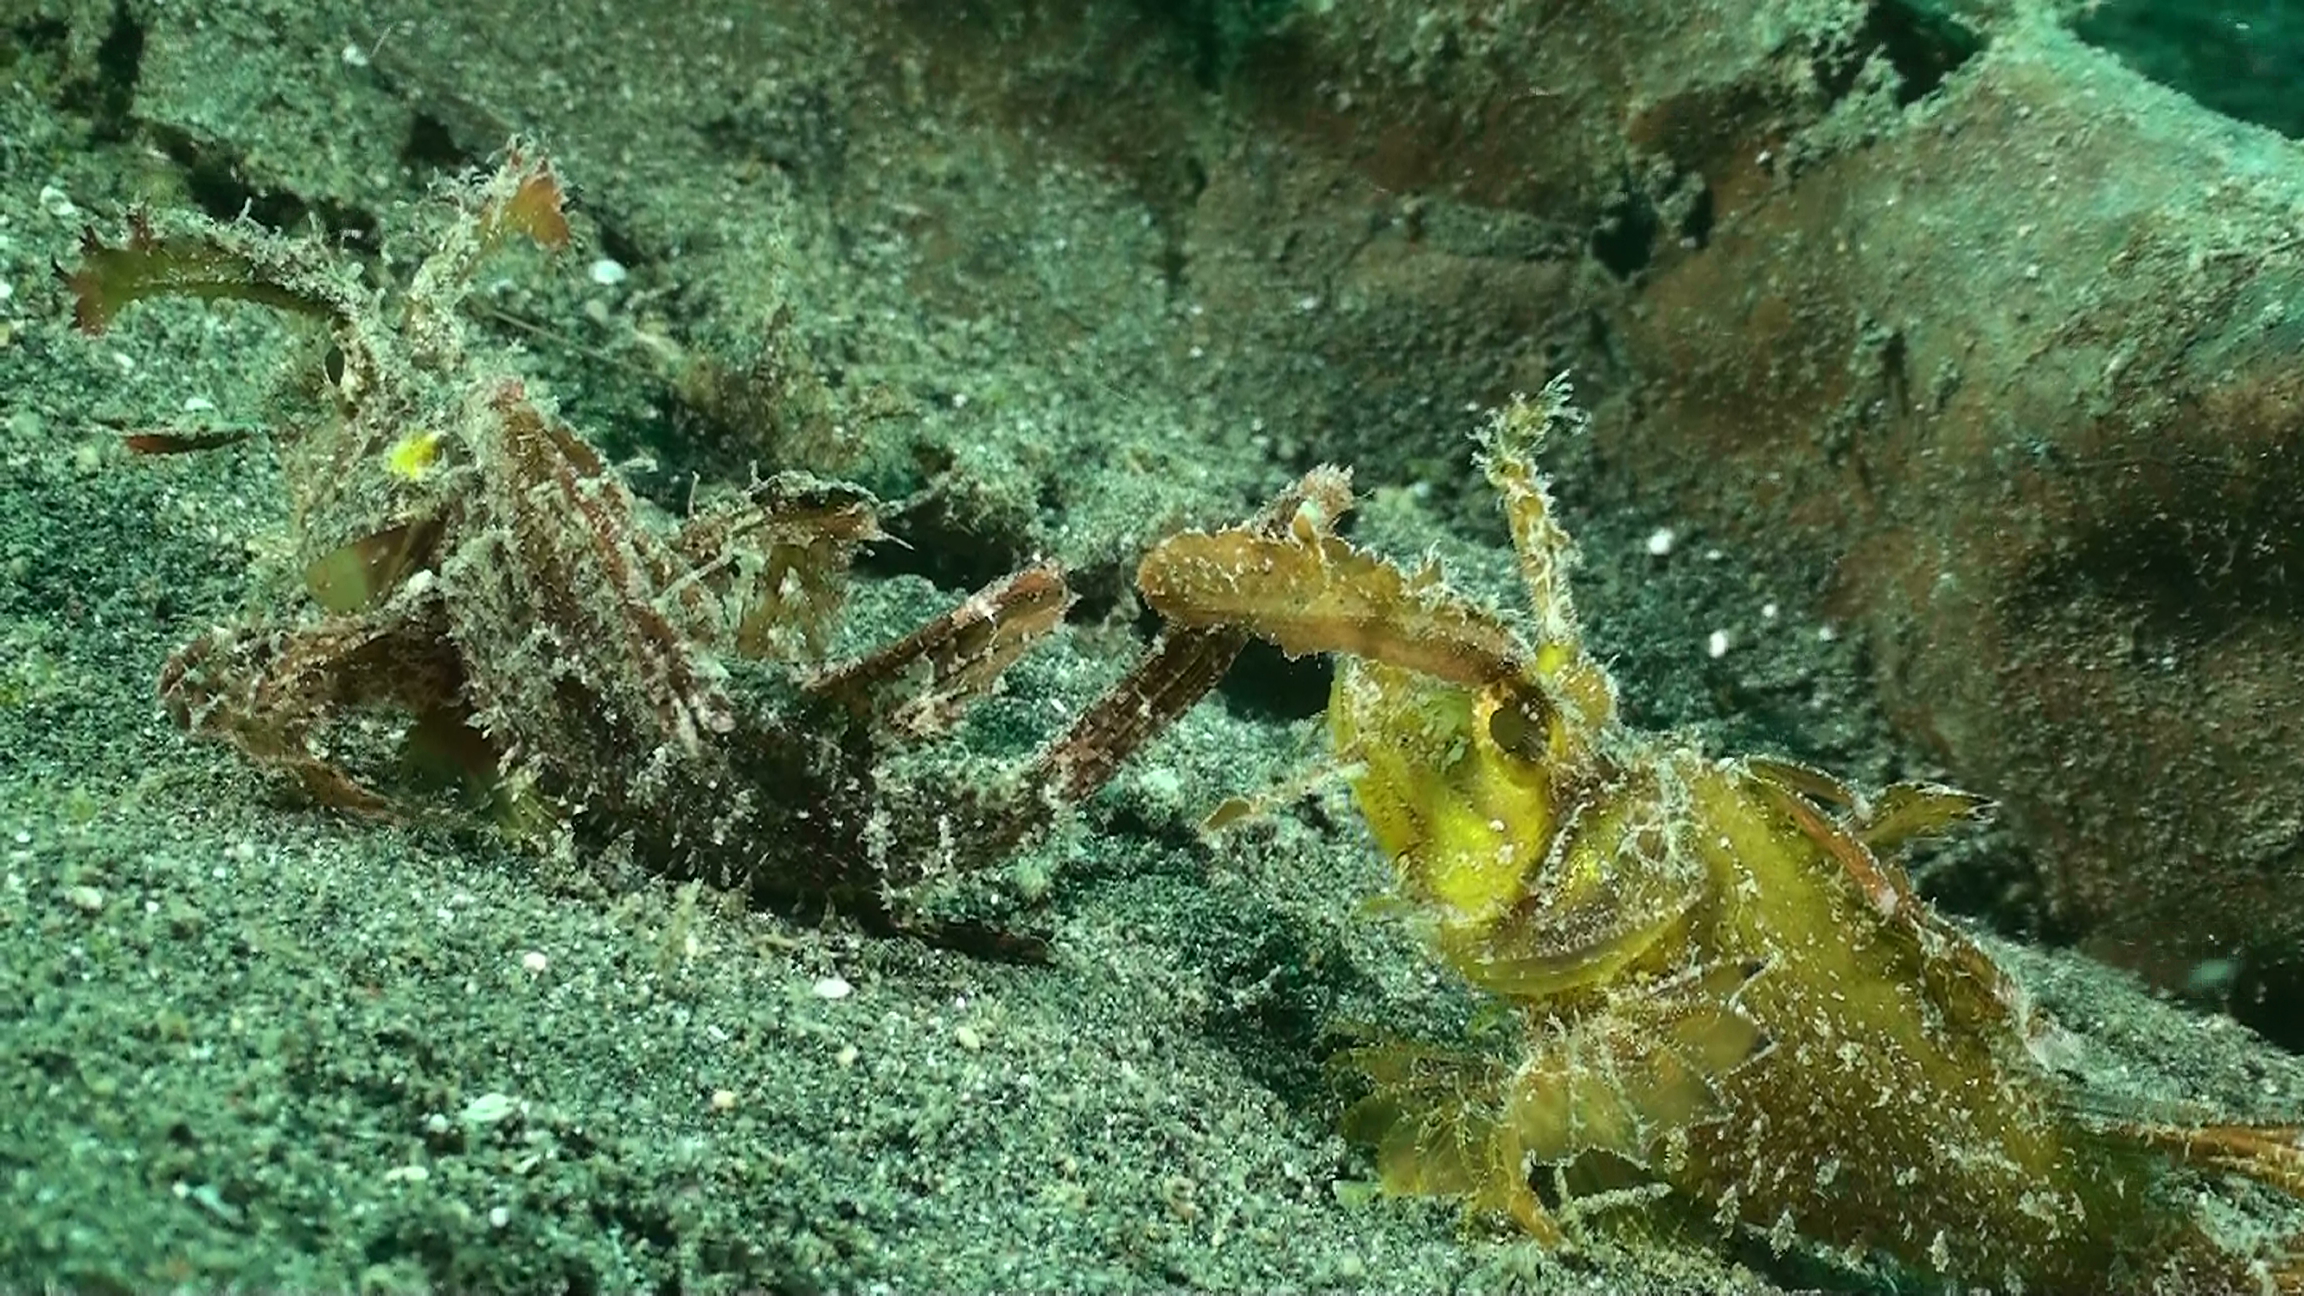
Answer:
81;149;1231;949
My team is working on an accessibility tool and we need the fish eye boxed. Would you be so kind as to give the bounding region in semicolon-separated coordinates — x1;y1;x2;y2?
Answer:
1484;685;1553;763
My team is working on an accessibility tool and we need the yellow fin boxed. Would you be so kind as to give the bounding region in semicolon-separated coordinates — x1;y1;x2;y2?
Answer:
1857;781;1994;856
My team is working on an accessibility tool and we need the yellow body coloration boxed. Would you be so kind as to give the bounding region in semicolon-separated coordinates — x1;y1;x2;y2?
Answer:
384;428;445;480
1138;380;2304;1292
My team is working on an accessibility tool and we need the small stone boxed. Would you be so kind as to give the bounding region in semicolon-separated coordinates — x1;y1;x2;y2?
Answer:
460;1091;518;1126
63;884;103;913
2187;957;2240;997
812;974;853;1001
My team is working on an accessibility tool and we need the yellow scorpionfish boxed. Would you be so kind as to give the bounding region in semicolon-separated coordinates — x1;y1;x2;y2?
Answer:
1138;380;2304;1293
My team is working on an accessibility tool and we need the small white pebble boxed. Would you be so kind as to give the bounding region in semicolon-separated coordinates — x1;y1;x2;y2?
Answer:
0;280;14;303
109;351;136;374
340;43;369;68
38;185;76;218
64;884;103;913
1705;629;1732;659
813;974;853;1001
181;395;215;413
461;1092;518;1126
587;257;628;287
488;1205;510;1229
710;1087;739;1112
835;1043;860;1068
950;392;968;410
954;1024;983;1052
1760;601;1779;621
1296;294;1322;313
1644;526;1676;557
1816;623;1838;643
520;950;549;974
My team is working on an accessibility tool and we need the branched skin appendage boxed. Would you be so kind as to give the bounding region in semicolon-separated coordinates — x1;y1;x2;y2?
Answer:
79;147;1231;953
1140;380;2304;1291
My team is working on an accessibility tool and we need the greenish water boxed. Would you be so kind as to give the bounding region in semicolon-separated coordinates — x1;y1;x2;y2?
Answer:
5;1;2303;1292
